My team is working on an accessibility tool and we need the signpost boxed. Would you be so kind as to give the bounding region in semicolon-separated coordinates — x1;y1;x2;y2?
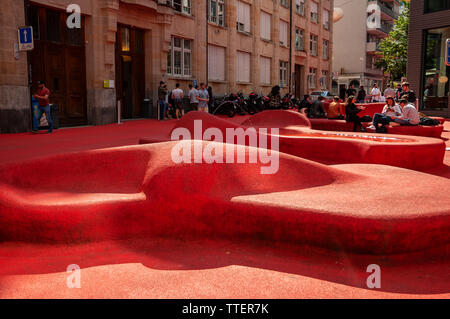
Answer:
18;26;34;51
446;38;450;66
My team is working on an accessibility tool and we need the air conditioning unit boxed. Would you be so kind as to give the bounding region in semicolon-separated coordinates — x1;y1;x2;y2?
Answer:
237;22;245;32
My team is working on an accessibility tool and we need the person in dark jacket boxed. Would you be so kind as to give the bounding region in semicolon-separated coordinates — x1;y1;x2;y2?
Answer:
309;96;327;118
268;86;281;109
357;86;366;103
298;94;312;114
345;96;366;132
401;82;417;104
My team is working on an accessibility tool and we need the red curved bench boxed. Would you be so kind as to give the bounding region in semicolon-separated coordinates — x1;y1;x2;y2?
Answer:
365;124;444;138
1;142;449;255
141;111;445;170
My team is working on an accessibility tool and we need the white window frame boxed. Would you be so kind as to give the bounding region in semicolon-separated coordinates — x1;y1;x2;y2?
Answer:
260;56;271;85
170;0;192;15
310;1;318;23
208;45;226;81
236;1;251;33
168;37;192;77
322;40;329;60
310;34;318;56
321;70;329;89
296;0;305;16
279;61;288;87
236;51;251;83
280;0;289;8
279;20;288;46
295;28;305;51
260;11;272;41
323;9;330;30
209;0;225;27
308;67;317;89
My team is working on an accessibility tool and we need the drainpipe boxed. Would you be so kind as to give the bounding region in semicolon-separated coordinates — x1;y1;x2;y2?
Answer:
206;0;209;86
289;0;293;94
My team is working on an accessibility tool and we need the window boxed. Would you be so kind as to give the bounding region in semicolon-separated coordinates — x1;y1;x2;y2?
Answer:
237;1;251;33
323;9;330;30
279;61;288;87
310;1;318;23
295;28;305;51
279;20;288;46
236;51;251;83
171;0;192;15
321;71;329;89
322;40;329;60
280;0;289;8
260;56;271;85
425;0;450;13
295;0;305;16
422;27;450;110
208;45;226;81
310;34;318;56
308;68;317;89
260;11;272;40
209;0;225;26
168;37;192;77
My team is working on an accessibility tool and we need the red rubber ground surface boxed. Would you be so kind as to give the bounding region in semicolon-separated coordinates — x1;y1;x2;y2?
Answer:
0;115;449;299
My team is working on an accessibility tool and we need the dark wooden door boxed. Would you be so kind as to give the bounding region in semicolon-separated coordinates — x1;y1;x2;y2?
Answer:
116;25;145;119
28;4;87;126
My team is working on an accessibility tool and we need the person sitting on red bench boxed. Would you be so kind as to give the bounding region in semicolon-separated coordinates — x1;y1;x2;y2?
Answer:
327;96;345;119
345;96;366;132
368;97;402;130
394;97;420;126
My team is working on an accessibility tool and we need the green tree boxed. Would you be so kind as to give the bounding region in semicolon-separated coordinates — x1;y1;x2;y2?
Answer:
375;2;410;81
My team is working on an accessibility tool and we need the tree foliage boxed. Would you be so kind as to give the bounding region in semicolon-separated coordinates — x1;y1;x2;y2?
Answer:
375;2;410;81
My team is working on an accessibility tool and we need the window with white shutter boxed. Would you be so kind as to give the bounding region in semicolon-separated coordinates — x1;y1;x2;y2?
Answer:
260;56;271;84
208;45;226;81
237;1;251;33
236;51;251;83
310;1;318;23
323;9;329;29
260;11;272;40
295;0;305;16
279;20;288;46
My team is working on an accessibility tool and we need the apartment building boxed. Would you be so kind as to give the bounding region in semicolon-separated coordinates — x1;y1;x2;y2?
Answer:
0;0;333;133
408;0;450;117
332;0;401;96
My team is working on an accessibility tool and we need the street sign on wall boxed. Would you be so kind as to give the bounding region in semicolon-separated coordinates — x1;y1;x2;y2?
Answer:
446;38;450;66
18;26;34;51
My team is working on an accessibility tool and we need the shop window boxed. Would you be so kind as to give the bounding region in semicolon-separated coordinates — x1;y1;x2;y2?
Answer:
425;0;450;13
422;27;450;109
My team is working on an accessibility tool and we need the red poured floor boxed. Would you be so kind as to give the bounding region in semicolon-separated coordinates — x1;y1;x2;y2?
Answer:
0;117;449;299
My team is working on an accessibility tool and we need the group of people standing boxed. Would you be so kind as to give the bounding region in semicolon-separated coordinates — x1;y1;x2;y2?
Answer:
343;82;417;105
158;82;211;120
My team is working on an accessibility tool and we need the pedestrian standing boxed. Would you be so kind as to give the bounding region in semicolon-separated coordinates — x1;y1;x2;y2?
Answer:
32;80;53;134
384;84;396;99
371;83;381;102
188;84;199;112
158;81;168;120
197;83;210;113
172;83;185;119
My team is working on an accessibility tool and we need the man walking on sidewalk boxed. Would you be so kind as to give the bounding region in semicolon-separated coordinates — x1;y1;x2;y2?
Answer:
32;81;53;134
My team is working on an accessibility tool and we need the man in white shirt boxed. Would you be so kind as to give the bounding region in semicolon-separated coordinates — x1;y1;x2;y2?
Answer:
171;83;185;119
371;83;382;102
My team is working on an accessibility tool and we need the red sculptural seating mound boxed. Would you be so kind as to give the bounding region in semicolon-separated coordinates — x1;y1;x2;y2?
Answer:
1;142;449;255
141;111;445;170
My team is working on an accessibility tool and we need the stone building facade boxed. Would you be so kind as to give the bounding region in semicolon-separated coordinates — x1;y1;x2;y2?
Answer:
0;0;333;133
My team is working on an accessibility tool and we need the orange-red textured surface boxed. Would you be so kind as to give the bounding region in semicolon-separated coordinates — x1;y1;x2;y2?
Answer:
0;115;449;299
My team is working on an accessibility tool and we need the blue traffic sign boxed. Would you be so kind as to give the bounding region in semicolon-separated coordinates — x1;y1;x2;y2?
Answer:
18;26;34;51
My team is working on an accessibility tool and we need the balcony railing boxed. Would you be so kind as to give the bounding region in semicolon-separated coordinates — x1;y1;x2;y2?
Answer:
368;0;399;20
